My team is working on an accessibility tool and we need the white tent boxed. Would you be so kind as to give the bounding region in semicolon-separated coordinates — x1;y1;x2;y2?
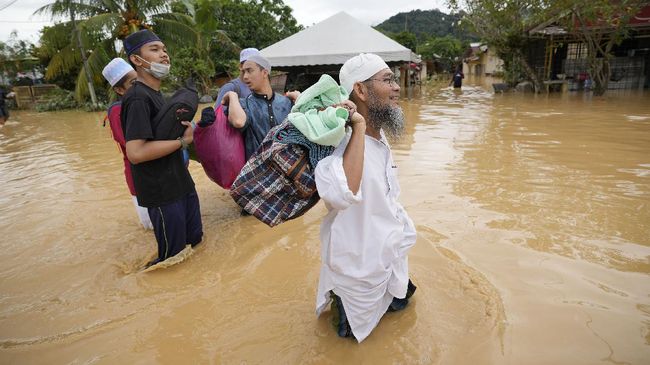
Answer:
260;12;421;67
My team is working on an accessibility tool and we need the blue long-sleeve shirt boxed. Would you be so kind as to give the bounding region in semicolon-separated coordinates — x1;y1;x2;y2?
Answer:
236;92;292;160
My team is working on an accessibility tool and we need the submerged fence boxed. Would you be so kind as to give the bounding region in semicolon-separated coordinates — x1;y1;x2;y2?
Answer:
13;84;59;109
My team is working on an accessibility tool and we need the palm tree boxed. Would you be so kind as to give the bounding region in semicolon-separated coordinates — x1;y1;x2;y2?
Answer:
35;0;198;102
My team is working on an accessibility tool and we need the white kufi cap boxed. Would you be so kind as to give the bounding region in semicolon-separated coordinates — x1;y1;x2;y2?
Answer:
246;54;272;73
102;58;134;87
339;53;390;95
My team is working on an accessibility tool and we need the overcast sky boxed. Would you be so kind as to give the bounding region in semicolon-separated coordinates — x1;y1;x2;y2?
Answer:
0;0;449;44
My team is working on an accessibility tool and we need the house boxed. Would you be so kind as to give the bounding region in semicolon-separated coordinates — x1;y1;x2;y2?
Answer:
527;5;650;91
462;43;504;76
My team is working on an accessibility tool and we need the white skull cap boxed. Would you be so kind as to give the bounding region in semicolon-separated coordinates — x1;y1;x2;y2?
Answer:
102;58;134;87
339;53;389;95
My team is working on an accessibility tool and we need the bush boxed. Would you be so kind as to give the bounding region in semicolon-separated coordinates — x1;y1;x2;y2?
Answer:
35;88;107;112
35;88;78;112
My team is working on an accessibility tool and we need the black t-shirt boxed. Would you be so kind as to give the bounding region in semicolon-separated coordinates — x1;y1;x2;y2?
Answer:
121;81;195;207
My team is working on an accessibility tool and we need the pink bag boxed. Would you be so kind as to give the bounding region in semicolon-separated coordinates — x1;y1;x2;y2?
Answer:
194;105;245;189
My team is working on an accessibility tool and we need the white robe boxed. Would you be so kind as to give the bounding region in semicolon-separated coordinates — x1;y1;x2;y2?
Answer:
314;130;417;342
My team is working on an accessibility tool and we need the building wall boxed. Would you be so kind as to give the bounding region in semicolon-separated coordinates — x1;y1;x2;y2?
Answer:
484;51;504;75
463;50;504;76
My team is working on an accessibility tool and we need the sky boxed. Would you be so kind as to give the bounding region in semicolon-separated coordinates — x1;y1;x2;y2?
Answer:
0;0;450;44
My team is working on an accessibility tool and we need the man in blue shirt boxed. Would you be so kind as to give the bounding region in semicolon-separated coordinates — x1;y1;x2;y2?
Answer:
222;54;293;161
214;48;259;107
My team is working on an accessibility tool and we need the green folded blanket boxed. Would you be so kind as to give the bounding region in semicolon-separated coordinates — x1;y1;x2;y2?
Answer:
288;74;349;147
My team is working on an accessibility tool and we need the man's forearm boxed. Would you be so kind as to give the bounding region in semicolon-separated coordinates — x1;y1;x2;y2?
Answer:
342;123;365;194
226;93;247;128
126;138;184;164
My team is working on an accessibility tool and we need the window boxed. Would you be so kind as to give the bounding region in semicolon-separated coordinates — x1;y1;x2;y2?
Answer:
567;43;587;59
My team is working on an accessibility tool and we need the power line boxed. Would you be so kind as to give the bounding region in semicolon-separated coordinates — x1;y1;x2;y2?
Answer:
0;0;18;12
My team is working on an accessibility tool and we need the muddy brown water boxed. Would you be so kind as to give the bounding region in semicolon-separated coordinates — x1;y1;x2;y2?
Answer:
0;81;648;364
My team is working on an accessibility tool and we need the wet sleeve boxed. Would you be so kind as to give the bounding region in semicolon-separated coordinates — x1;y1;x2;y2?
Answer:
123;97;154;142
315;153;363;211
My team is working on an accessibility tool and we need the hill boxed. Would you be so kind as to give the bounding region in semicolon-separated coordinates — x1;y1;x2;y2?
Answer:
374;9;475;41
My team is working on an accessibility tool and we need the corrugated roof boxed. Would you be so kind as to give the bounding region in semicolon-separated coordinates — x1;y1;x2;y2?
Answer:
260;12;421;67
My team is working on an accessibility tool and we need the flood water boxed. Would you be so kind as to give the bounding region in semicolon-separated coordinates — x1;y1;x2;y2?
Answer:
0;81;649;364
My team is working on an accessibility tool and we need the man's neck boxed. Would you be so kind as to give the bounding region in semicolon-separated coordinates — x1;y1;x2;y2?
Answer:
356;105;381;140
253;84;273;99
365;124;381;140
137;69;161;91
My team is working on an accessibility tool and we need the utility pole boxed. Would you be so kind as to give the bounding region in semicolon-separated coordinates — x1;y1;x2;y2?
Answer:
69;4;98;106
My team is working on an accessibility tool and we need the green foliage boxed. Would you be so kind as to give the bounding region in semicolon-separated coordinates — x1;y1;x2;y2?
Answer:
35;88;79;111
449;0;645;94
417;35;465;67
208;0;303;49
548;0;645;95
33;0;303;99
0;31;41;84
375;9;474;42
185;0;302;75
387;31;418;52
500;53;527;86
35;87;107;112
166;47;215;94
35;0;199;102
449;0;546;89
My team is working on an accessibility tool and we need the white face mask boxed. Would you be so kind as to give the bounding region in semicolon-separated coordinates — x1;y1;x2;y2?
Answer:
136;55;171;79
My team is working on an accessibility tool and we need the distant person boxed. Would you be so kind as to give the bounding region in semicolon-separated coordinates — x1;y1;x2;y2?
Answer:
449;66;464;88
121;29;202;267
102;57;153;230
214;48;260;107
314;53;417;342
221;54;294;161
0;86;15;127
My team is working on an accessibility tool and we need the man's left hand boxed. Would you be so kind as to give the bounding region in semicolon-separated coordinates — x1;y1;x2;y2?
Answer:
285;90;301;103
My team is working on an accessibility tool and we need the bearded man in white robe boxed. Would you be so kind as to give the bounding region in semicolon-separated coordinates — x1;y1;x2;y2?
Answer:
314;53;417;342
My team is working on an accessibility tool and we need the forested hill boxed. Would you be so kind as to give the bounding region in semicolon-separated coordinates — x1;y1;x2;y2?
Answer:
374;9;475;41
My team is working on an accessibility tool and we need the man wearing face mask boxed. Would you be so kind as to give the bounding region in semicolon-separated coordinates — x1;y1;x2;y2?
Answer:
121;29;203;268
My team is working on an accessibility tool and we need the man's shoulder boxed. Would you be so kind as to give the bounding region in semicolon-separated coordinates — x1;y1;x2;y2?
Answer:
273;92;291;106
107;101;121;115
220;81;237;93
123;82;159;103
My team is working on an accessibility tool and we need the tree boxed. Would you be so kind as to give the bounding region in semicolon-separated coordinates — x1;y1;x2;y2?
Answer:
166;46;215;93
207;0;302;49
35;0;197;102
0;31;40;84
418;35;465;70
175;0;302;78
550;0;645;96
375;9;474;42
448;0;546;91
388;31;418;53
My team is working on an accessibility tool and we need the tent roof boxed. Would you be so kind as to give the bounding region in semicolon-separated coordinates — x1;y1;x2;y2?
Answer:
260;11;421;67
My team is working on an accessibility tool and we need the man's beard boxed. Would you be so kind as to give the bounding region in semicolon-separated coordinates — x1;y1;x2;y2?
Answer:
367;89;405;140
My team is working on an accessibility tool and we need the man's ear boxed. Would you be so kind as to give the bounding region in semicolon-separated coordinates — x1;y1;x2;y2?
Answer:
352;82;368;102
129;54;142;68
113;86;125;96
